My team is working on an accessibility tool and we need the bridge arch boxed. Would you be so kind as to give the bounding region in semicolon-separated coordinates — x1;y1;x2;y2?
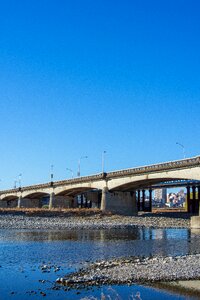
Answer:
20;191;50;208
54;186;102;209
22;191;50;199
0;195;18;208
55;186;100;196
108;166;200;191
109;177;192;191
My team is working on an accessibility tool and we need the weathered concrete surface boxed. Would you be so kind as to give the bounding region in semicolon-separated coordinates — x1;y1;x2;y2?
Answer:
1;155;200;213
101;190;137;216
191;216;200;229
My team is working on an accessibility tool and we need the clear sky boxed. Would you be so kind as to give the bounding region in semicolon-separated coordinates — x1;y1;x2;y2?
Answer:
0;0;200;189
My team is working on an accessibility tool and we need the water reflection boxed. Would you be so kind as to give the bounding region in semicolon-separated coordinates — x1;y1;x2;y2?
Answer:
0;227;199;264
0;227;192;242
0;227;199;300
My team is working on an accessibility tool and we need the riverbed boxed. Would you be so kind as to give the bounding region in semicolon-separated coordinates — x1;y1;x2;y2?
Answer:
0;223;200;299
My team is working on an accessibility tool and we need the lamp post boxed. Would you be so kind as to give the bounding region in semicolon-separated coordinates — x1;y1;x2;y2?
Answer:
66;168;74;178
102;151;106;173
176;142;186;159
50;165;54;182
14;180;17;189
18;174;22;188
77;156;88;177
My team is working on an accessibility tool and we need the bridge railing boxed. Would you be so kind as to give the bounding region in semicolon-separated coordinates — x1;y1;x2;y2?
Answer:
0;156;200;195
106;156;200;178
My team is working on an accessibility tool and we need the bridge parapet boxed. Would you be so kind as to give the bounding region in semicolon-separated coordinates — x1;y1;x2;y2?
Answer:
0;173;105;195
0;156;200;196
107;156;200;178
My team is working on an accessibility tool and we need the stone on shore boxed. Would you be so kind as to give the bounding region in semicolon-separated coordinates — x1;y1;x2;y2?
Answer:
56;254;200;288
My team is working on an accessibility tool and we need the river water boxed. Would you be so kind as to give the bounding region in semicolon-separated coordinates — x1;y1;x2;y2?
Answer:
0;227;200;299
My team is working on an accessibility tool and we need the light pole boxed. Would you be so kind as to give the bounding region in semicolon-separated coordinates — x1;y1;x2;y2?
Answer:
14;180;17;189
18;174;22;188
50;165;54;182
176;142;186;159
66;168;74;178
77;156;88;177
102;151;106;173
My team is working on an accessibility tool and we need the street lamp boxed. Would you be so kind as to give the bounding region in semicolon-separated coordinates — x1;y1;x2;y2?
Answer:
50;165;54;182
14;180;17;189
18;174;22;188
176;142;186;159
77;156;88;177
66;168;74;178
102;151;106;173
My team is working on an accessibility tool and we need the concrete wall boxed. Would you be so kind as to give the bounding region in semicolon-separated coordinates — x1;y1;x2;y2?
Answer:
101;190;137;216
0;199;18;208
53;195;74;208
20;198;42;208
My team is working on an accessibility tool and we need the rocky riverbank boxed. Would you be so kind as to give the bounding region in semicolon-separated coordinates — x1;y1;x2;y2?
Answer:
0;210;190;229
56;254;200;288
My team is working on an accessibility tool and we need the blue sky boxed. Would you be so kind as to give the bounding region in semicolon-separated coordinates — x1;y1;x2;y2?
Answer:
0;0;200;189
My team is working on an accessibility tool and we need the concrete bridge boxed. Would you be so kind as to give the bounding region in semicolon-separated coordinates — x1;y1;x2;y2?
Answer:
1;156;200;215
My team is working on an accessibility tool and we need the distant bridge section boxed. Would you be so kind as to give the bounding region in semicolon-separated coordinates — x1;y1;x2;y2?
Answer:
1;156;200;215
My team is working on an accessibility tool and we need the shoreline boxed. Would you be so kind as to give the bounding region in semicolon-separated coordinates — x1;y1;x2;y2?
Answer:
0;209;200;293
0;209;191;230
56;254;200;288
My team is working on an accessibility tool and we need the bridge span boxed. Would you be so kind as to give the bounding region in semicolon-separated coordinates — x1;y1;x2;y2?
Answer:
1;156;200;215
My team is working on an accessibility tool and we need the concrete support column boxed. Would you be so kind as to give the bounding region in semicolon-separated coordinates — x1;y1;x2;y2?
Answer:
101;189;137;215
186;186;191;213
131;190;138;214
137;190;141;211
142;189;145;211
17;195;22;208
49;192;55;209
85;196;88;208
149;189;152;212
98;192;101;208
198;186;200;216
73;197;78;208
191;187;200;227
100;187;109;211
192;186;196;214
81;195;83;208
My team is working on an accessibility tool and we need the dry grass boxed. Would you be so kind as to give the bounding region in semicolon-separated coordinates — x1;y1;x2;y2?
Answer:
0;207;112;217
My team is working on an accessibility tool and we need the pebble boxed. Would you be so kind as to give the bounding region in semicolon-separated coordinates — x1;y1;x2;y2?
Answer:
0;212;190;230
0;211;195;290
55;254;200;288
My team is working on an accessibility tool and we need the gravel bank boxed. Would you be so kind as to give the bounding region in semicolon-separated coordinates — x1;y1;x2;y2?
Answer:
56;254;200;287
0;212;190;229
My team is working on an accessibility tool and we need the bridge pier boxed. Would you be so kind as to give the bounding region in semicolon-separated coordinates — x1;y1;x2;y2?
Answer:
192;186;196;213
142;190;145;211
149;189;152;212
191;185;200;228
17;195;22;208
137;189;152;212
186;186;191;213
49;192;55;209
187;185;199;214
137;190;141;211
101;188;137;216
